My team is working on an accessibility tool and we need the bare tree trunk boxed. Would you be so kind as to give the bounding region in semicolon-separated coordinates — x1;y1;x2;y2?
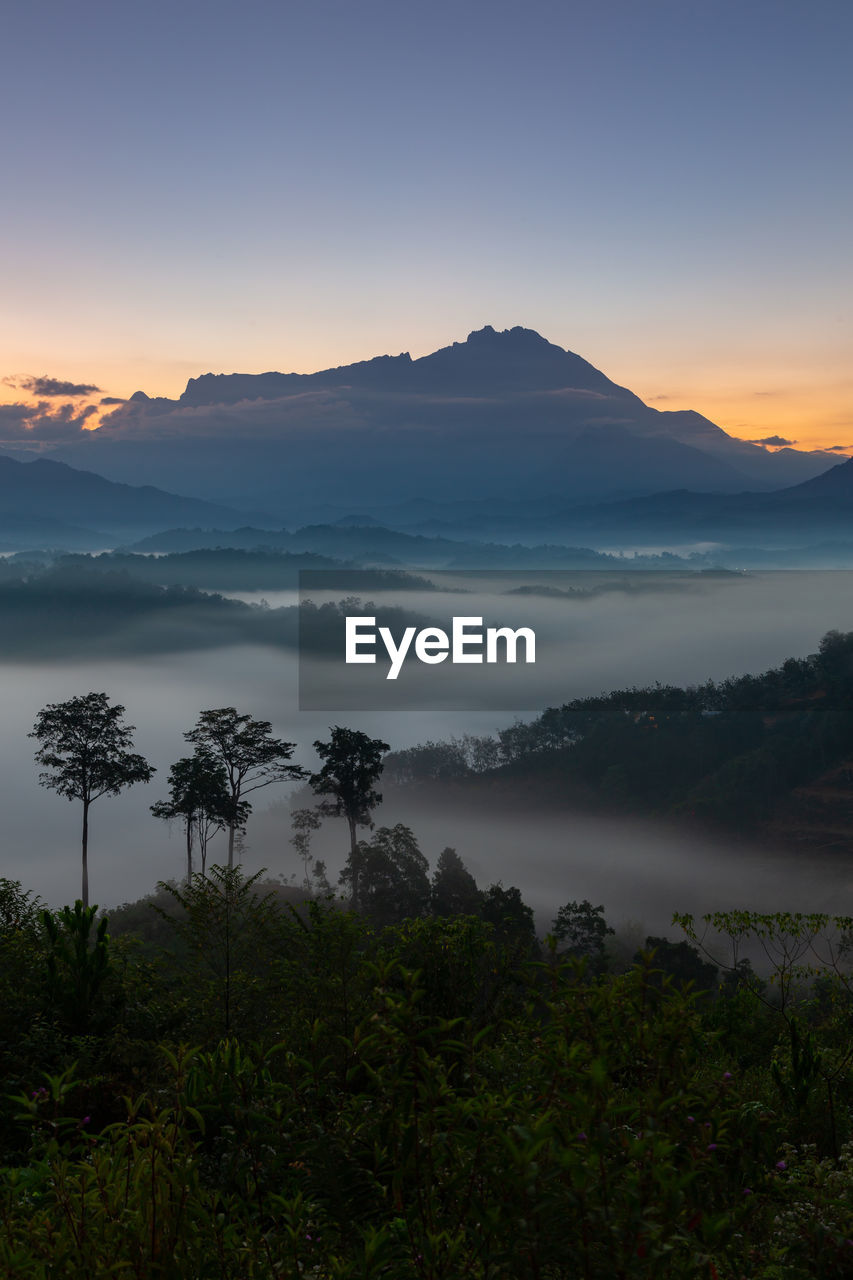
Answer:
81;798;89;909
227;821;235;869
347;813;359;909
186;820;193;886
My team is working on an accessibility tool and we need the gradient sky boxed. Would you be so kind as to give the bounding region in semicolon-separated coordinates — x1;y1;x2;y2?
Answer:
2;0;851;449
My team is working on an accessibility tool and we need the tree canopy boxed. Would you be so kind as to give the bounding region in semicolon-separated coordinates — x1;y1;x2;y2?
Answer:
30;692;153;906
185;707;304;866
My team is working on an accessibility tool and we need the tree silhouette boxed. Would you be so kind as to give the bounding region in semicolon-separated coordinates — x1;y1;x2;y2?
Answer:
341;823;430;925
42;900;112;1034
551;899;614;971
310;726;389;909
30;692;154;907
290;806;323;890
431;846;481;916
151;750;244;882
184;708;304;867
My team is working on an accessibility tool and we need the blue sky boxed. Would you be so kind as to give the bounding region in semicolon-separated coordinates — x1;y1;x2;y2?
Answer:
2;0;851;445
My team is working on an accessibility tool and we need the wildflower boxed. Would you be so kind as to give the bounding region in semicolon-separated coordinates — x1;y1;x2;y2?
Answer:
743;1188;753;1196
775;1160;787;1171
707;1144;718;1152
722;1071;732;1080
686;1115;695;1124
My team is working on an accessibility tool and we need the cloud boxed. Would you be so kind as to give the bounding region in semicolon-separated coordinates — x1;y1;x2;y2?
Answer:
20;376;101;398
96;390;370;441
0;399;98;445
826;444;852;453
99;396;127;405
746;435;796;447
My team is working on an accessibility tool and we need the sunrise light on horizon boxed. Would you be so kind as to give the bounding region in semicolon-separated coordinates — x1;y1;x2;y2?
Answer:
1;0;850;454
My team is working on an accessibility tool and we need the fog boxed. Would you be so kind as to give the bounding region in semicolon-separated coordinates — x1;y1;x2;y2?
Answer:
5;570;853;928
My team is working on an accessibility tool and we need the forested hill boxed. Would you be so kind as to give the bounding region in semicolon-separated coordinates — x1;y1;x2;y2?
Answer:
385;630;853;846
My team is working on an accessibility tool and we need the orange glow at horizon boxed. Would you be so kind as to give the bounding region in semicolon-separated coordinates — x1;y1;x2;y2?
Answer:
1;353;850;456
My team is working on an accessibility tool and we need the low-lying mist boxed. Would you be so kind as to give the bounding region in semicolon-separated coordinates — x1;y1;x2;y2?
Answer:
4;569;853;928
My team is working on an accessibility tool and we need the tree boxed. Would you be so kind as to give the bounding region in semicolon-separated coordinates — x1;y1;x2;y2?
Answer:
431;847;481;916
156;865;282;1036
479;882;537;953
290;806;323;890
30;692;154;907
184;708;305;867
151;750;245;882
551;899;614;969
341;823;430;926
42;900;112;1034
310;726;390;909
640;937;719;994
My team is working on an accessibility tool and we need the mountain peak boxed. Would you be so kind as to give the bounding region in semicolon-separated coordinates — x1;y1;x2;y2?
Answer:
464;324;549;347
412;324;620;396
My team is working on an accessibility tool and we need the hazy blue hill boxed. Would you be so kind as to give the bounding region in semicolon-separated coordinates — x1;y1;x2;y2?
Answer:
0;454;245;540
774;454;853;500
125;523;692;568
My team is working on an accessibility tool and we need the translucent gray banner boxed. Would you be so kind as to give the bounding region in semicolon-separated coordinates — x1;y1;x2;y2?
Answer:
297;567;778;711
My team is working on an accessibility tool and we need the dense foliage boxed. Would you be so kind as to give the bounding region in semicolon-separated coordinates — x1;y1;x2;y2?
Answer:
384;630;853;829
3;870;853;1277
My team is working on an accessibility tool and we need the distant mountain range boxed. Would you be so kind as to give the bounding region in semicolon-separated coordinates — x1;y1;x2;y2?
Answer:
47;325;839;521
1;442;852;561
0;455;247;548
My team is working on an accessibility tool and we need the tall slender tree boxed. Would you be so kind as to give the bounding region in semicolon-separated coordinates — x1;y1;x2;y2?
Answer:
151;749;244;882
310;726;389;909
30;692;154;907
184;707;304;867
290;806;323;890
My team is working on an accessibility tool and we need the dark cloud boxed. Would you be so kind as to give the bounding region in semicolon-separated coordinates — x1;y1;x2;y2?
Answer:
648;394;670;401
826;444;852;453
99;396;127;405
20;376;101;398
97;389;368;440
746;435;796;447
0;399;98;445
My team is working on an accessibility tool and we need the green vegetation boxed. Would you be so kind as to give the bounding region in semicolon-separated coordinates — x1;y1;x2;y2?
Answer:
385;630;853;833
10;636;853;1272
2;871;853;1277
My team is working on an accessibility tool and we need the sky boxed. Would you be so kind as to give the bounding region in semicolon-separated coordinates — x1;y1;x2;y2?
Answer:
1;0;851;449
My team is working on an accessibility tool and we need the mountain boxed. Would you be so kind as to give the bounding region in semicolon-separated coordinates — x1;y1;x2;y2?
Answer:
776;455;853;501
47;326;838;522
0;455;249;548
178;324;626;403
478;458;853;549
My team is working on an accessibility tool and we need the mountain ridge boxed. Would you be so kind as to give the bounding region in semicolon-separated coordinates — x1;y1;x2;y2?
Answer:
42;325;840;519
0;453;249;546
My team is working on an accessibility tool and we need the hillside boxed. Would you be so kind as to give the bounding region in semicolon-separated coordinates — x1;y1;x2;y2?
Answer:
383;629;853;852
0;454;247;545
